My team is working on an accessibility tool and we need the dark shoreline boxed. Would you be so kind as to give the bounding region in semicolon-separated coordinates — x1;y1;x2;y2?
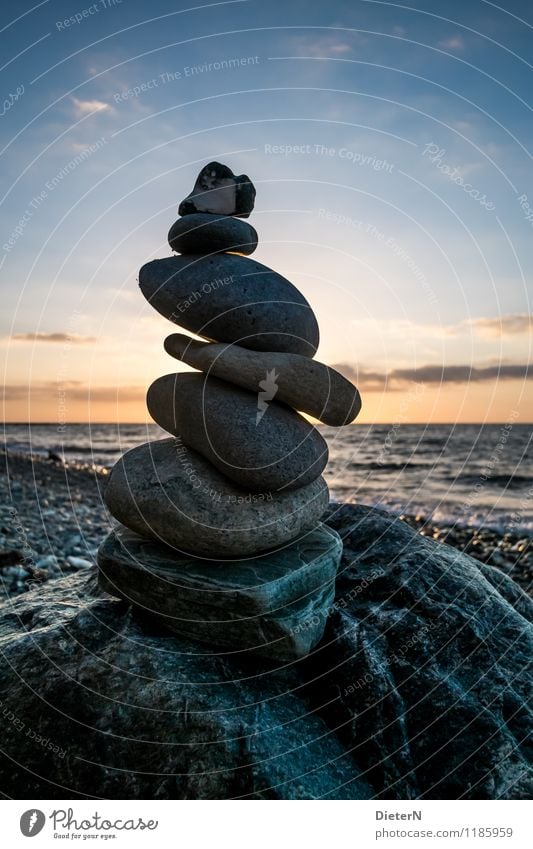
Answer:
1;449;531;601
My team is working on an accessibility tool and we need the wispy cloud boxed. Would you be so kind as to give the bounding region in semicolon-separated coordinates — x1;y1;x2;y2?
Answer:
286;34;358;57
2;382;144;402
10;332;97;344
438;34;465;52
71;96;110;115
470;314;533;337
334;362;531;390
352;314;533;342
392;363;531;383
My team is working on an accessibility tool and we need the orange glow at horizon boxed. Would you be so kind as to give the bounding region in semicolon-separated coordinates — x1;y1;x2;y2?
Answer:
3;379;531;425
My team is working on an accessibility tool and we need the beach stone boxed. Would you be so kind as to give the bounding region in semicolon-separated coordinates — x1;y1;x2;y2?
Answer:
97;523;342;661
147;373;328;491
104;438;329;557
139;253;319;356
66;556;92;570
168;214;258;256
178;161;256;218
165;334;362;426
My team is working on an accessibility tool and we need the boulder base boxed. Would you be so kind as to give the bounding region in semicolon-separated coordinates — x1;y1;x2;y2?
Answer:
97;523;342;661
0;503;531;799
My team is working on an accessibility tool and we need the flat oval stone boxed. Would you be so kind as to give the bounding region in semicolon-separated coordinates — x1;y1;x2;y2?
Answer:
139;254;319;356
104;438;329;557
147;373;328;491
165;334;362;426
168;214;258;256
97;523;343;661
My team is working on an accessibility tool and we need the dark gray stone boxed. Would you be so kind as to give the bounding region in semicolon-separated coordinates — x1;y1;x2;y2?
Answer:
165;334;362;426
97;523;342;661
178;161;256;218
147;373;328;491
0;571;373;800
1;503;531;799
168;214;258;256
104;438;329;557
139;253;319;356
314;503;533;799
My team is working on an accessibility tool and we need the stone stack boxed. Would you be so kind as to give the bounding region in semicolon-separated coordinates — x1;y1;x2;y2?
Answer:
98;162;361;660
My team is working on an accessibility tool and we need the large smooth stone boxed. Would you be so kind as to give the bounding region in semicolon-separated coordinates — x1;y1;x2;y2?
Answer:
147;373;328;491
97;523;342;661
104;438;329;557
165;334;362;426
139;254;319;356
168;214;258;256
0;570;374;800
178;161;256;218
3;504;532;798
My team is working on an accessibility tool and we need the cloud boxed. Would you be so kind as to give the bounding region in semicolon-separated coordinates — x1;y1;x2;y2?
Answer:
10;332;97;344
470;314;533;337
392;364;531;383
438;34;465;51
334;364;387;390
2;382;144;403
287;34;359;57
71;97;110;115
333;362;531;390
351;314;533;344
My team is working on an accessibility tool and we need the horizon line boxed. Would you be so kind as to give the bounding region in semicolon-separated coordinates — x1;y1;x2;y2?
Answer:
3;421;532;427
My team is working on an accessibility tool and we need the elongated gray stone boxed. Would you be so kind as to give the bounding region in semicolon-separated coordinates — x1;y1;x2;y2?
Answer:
147;373;328;491
139;254;319;356
165;334;362;426
168;214;258;256
97;523;342;661
178;161;256;218
104;438;329;557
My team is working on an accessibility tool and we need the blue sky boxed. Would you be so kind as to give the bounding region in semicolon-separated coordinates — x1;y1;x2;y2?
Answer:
1;0;532;422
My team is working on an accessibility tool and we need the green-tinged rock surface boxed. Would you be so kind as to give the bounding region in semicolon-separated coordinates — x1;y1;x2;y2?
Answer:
0;571;371;800
97;523;342;660
1;503;531;799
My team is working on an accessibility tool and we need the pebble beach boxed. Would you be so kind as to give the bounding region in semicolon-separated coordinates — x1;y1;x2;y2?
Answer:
2;449;530;602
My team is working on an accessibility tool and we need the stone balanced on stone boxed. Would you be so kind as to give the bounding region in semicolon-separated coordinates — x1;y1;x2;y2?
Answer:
98;162;362;661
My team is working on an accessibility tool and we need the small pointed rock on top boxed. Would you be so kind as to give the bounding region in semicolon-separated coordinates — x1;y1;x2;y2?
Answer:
178;162;256;218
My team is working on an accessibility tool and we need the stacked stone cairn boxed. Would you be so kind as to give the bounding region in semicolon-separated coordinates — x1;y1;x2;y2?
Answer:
98;162;362;660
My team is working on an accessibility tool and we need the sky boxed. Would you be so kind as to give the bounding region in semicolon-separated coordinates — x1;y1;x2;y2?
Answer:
1;0;532;424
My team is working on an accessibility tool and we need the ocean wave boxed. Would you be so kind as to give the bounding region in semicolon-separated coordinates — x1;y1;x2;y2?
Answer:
348;461;440;471
456;473;533;488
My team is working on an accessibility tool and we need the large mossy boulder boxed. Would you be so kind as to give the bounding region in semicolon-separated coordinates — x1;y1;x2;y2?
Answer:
0;504;531;799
